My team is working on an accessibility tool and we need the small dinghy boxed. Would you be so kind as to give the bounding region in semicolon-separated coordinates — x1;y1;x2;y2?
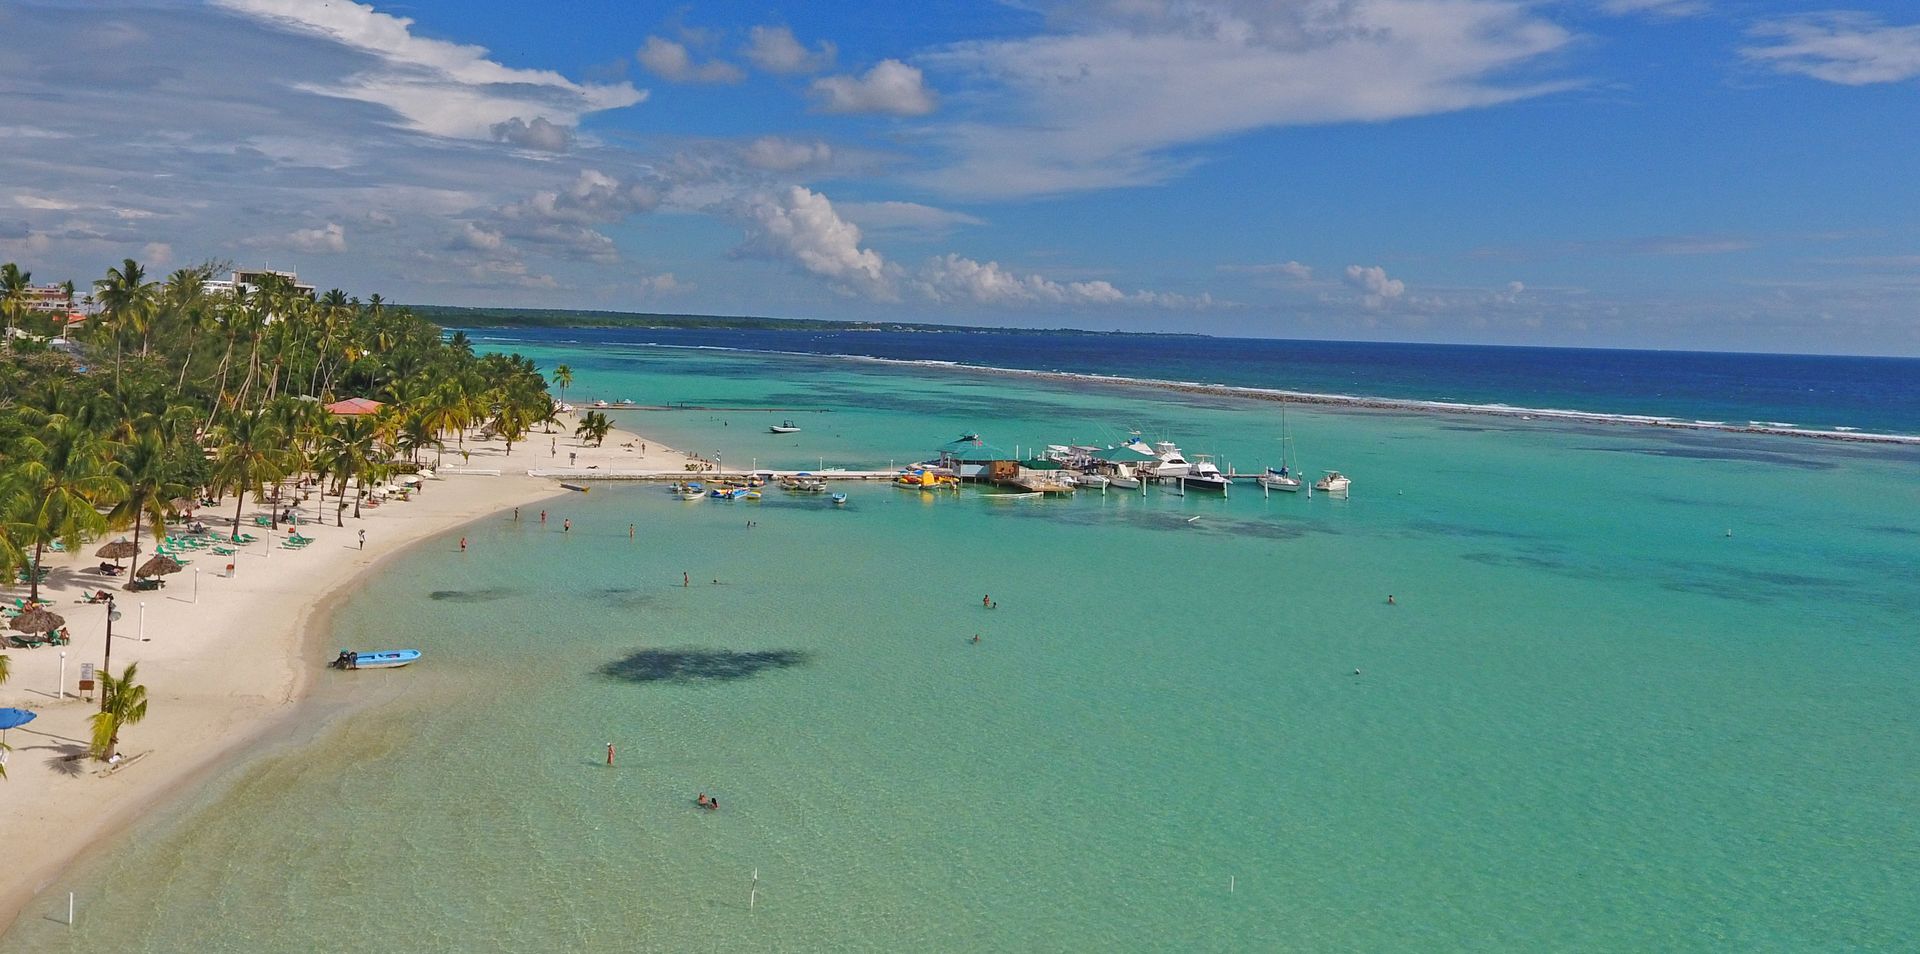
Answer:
331;649;422;670
831;493;848;506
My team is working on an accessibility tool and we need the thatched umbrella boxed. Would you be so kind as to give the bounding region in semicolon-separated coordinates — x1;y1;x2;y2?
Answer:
97;539;138;564
136;554;182;579
10;606;65;636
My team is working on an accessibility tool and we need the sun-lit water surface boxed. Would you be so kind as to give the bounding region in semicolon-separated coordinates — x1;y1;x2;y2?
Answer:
7;342;1918;952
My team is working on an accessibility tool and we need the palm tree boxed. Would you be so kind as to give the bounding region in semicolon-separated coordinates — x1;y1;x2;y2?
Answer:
7;416;128;601
552;363;574;405
574;410;612;447
209;408;285;538
321;414;379;524
90;663;149;761
109;430;189;589
1;262;30;348
95;258;158;359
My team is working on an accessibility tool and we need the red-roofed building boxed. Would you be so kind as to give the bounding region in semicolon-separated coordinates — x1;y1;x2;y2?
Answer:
324;398;384;416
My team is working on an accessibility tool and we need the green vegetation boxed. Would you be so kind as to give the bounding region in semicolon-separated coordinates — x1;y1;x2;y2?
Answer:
90;662;148;761
2;257;562;759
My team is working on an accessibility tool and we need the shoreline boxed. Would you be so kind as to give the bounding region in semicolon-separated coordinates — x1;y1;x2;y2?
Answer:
0;417;669;935
550;338;1920;445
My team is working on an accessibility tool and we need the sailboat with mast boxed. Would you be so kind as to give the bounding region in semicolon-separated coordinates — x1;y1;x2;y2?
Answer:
1258;400;1304;493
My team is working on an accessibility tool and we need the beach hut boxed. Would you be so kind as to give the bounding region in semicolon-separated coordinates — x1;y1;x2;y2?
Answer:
324;397;384;416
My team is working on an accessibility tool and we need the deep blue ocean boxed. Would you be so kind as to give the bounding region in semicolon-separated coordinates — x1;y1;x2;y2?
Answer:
461;327;1920;437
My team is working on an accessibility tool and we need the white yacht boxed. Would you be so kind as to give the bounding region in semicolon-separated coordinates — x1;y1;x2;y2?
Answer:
1179;455;1232;492
1314;471;1352;497
1144;440;1192;479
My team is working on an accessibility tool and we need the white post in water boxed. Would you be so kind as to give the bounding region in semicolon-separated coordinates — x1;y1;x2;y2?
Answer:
749;868;759;913
1230;875;1236;893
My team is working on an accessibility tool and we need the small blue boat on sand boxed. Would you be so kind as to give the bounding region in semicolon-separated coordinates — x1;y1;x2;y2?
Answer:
331;649;421;670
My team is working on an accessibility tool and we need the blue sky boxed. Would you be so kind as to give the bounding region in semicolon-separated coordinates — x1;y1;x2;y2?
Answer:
3;1;1918;354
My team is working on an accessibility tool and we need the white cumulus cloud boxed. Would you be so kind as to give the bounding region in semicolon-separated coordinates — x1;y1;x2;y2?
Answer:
914;253;1211;308
735;186;901;300
744;25;835;74
637;36;746;84
1344;264;1406;308
809;60;937;116
1743;14;1920;85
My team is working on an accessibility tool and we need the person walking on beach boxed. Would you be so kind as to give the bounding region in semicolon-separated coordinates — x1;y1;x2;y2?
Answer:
570;451;578;466
513;507;520;521
358;528;366;550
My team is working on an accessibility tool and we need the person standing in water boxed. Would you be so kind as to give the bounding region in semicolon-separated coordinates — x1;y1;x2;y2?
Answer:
563;518;571;533
629;524;636;540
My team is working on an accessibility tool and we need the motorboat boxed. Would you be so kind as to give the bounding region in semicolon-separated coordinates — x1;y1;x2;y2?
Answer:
1107;473;1141;489
330;649;421;670
1314;471;1352;497
831;493;848;506
769;420;802;434
1179;455;1232;492
1257;467;1303;493
1071;473;1110;490
710;486;760;500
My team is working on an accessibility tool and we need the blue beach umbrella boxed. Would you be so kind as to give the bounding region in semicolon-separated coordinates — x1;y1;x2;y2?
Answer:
0;707;36;745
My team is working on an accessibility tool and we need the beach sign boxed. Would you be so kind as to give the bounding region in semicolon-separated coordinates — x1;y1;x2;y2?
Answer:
79;662;95;694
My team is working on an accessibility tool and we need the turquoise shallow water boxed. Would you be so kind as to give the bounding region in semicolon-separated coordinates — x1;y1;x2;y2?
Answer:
7;344;1919;951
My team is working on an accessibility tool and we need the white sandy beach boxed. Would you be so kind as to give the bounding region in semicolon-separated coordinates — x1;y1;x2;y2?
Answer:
0;415;676;932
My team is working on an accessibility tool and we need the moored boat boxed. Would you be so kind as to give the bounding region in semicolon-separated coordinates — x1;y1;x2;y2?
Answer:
1257;467;1302;492
330;649;421;670
769;420;801;434
1314;471;1352;497
831;493;848;506
1179;455;1232;492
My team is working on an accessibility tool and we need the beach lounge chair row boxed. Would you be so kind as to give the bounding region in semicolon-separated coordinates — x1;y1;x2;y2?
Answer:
282;533;316;550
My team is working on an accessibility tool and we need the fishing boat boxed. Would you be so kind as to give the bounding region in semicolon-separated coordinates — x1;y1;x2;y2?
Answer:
330;649;421;670
1179;455;1232;492
1314;471;1352;497
769;420;801;434
831;493;848;506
